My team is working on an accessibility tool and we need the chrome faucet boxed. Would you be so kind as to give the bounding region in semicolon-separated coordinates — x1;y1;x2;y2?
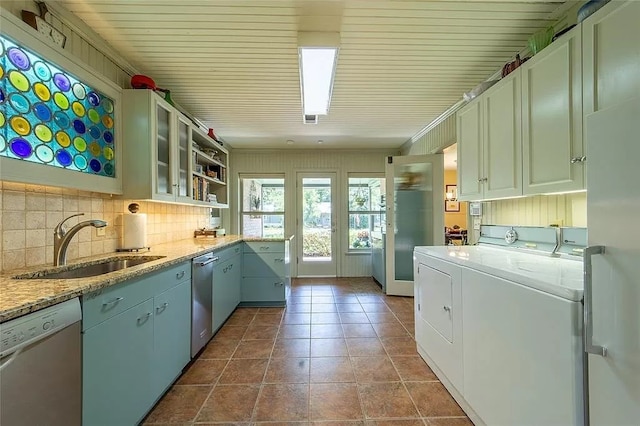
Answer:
53;213;108;266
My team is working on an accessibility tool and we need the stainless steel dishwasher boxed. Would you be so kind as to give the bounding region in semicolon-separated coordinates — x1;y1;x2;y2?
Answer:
0;298;82;426
192;252;218;356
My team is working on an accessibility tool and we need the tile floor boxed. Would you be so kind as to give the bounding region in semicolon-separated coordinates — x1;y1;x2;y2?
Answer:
143;277;472;425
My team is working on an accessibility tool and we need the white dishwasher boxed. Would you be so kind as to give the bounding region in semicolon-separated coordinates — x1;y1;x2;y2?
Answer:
0;298;82;426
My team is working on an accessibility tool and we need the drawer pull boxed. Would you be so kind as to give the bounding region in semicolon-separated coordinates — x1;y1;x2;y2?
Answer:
156;302;169;313
137;312;152;324
102;297;123;307
274;258;284;263
223;264;233;273
443;306;451;312
176;270;186;279
260;246;270;250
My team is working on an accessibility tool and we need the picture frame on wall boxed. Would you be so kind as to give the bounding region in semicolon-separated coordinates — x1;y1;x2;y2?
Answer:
445;200;460;212
445;184;458;201
445;184;460;212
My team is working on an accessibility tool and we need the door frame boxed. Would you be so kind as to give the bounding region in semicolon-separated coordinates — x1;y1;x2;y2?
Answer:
295;171;339;277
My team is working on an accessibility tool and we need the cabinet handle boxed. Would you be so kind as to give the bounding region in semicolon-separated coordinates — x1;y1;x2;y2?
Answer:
274;258;284;263
584;245;607;357
570;156;586;164
235;247;240;253
137;312;152;324
274;281;284;287
156;302;169;313
260;246;270;250
443;306;451;312
176;270;186;279
223;264;233;273
197;256;219;266
102;297;123;307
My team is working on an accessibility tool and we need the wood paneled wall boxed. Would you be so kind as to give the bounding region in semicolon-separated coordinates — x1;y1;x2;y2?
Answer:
2;1;132;87
231;149;398;277
482;192;587;227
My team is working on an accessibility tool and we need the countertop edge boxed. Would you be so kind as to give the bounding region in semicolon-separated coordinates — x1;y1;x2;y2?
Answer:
0;236;266;322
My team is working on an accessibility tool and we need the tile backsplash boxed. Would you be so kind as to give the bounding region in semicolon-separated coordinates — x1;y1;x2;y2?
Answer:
1;181;211;273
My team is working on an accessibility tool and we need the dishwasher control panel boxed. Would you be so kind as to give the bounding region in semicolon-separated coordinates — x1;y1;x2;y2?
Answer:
0;298;81;356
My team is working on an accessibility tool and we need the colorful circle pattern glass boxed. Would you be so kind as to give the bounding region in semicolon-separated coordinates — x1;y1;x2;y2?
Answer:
0;36;116;177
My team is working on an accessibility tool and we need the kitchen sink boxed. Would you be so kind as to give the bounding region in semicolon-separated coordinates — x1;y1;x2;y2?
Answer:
14;256;167;280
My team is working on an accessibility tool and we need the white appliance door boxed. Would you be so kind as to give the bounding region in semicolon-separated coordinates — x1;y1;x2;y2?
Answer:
385;154;444;296
585;96;640;425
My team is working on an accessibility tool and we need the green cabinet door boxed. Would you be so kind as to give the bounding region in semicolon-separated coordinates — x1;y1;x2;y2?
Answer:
213;255;241;332
152;280;191;397
83;299;154;426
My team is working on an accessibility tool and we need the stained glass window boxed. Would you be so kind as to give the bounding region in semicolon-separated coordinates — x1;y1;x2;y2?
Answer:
0;35;116;177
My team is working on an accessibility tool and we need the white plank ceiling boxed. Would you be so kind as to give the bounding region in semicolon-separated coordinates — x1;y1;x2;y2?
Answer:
58;0;565;149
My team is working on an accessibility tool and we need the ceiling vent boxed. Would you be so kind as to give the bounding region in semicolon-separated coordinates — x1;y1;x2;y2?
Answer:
303;114;318;124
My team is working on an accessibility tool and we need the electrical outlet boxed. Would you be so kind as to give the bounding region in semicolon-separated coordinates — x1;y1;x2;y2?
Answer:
96;227;106;237
473;217;481;230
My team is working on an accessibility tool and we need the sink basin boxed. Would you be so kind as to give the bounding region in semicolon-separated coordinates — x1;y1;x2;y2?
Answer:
14;256;167;279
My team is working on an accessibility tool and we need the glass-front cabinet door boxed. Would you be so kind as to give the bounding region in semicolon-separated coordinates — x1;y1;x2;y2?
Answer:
155;102;173;199
176;117;191;202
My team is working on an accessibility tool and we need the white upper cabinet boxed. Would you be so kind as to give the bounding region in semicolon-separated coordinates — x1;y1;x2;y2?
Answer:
482;71;522;199
457;71;522;201
121;89;229;207
583;0;640;115
521;26;583;195
122;89;192;204
457;100;483;200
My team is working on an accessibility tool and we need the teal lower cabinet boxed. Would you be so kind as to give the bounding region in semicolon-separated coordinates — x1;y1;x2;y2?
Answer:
241;241;290;306
241;277;286;302
82;262;192;426
82;299;155;426
213;253;242;332
152;280;191;397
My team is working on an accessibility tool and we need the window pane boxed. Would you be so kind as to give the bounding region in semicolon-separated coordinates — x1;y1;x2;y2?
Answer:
302;178;332;260
241;176;285;238
242;214;284;238
242;178;284;212
347;176;385;250
349;214;372;249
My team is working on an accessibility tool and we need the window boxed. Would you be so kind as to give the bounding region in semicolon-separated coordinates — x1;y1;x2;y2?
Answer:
240;176;285;238
348;175;385;251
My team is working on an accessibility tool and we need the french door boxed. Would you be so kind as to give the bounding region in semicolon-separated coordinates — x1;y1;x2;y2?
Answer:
296;172;337;277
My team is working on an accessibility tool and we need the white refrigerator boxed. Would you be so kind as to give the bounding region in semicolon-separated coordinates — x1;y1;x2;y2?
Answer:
584;96;640;425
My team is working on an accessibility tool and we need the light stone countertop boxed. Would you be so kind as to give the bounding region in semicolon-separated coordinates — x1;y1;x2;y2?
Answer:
0;235;272;322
